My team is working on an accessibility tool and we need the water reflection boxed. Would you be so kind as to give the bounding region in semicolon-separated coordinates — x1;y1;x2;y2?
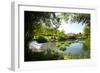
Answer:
63;41;90;59
29;40;90;59
64;41;83;55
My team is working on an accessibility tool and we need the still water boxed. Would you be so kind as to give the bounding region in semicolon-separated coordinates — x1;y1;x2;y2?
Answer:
63;41;90;59
29;40;90;59
64;41;83;55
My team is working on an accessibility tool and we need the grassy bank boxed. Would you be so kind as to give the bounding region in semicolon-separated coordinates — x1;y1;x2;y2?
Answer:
56;40;78;51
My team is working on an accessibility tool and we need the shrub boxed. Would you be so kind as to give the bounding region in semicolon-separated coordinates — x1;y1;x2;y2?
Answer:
25;48;64;61
36;36;48;43
82;37;90;50
58;36;66;41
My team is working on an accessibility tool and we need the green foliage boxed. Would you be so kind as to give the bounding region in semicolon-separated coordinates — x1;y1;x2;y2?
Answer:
71;14;90;26
25;49;64;61
64;53;79;59
58;36;66;41
82;25;90;39
24;11;91;61
62;13;90;26
82;24;90;50
24;11;61;48
82;38;90;50
56;40;76;51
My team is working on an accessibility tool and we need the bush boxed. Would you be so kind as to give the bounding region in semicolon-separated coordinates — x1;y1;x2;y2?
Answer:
25;48;64;61
36;36;48;43
82;37;90;50
58;36;66;41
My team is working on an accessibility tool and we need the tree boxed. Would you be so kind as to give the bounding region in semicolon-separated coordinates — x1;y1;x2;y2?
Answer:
25;12;58;45
62;13;90;26
82;25;90;39
24;11;64;61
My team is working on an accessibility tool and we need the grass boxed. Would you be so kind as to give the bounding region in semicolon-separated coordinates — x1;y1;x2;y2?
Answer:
64;53;78;60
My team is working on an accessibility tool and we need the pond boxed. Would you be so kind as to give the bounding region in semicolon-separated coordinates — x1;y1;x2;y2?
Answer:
63;41;90;59
50;40;90;59
64;41;83;54
29;40;90;60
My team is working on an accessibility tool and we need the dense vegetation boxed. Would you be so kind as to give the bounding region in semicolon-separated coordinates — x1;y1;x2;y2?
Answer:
24;11;90;61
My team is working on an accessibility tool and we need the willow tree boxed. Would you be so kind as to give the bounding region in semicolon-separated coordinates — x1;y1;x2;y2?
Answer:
62;13;90;26
72;13;90;39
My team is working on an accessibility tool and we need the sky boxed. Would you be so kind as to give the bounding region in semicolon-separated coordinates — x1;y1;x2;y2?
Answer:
58;20;84;34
